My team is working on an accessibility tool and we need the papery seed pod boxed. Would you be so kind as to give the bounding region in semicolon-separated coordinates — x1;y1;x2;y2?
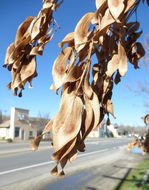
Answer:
4;0;148;177
144;114;149;125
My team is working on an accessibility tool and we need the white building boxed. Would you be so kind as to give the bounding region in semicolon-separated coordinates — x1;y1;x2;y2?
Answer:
107;124;121;138
0;107;37;140
0;120;10;139
87;123;120;138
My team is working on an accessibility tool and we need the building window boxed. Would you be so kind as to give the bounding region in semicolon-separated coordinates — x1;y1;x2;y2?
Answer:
15;127;20;137
17;114;25;120
29;131;33;137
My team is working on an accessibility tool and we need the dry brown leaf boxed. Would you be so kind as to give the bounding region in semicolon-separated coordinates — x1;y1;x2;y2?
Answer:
134;42;145;59
127;22;140;35
30;46;43;56
50;165;58;176
30;16;44;41
78;43;90;63
88;91;100;130
114;71;121;84
83;72;93;99
52;47;72;89
106;54;119;77
52;88;83;152
51;137;77;162
15;16;34;47
108;0;125;20
144;115;149;125
124;0;135;13
58;170;65;178
81;96;94;140
4;43;15;66
104;99;116;118
100;8;115;31
92;72;103;97
92;64;100;78
58;32;74;48
68;147;77;163
76;132;85;152
50;83;59;94
11;73;21;91
43;0;53;9
8;36;31;64
20;57;36;82
42;116;55;134
118;40;128;77
30;135;43;151
63;65;84;84
13;55;24;69
65;51;75;72
38;27;53;43
103;79;110;94
27;73;37;89
95;0;107;10
74;12;95;52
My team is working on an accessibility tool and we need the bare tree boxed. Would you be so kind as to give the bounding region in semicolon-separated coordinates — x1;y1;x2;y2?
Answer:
37;111;50;127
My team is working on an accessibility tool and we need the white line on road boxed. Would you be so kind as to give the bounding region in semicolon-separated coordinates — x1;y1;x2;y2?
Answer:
78;148;108;157
0;148;108;176
0;161;54;176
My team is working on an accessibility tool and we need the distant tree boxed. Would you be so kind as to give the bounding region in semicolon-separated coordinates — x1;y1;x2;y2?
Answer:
37;111;50;127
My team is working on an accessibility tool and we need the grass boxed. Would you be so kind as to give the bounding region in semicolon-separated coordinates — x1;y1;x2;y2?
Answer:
0;139;7;141
113;157;149;190
0;138;13;142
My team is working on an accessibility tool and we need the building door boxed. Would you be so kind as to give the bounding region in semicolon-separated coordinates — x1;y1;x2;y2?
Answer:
15;127;20;138
21;130;24;140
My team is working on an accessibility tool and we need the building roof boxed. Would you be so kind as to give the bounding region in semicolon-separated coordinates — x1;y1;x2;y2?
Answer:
12;107;29;113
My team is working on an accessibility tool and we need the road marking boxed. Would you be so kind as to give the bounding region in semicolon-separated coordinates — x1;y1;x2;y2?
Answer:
0;145;51;154
0;150;33;158
78;149;108;157
0;147;51;158
0;148;108;176
0;141;110;158
0;161;54;175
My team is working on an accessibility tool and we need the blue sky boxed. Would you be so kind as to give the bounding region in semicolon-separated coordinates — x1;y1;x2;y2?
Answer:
0;0;149;127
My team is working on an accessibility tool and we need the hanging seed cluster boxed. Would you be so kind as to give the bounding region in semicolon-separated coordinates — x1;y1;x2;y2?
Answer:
127;136;147;155
142;114;149;153
30;0;149;177
127;114;149;155
4;0;149;177
3;0;63;97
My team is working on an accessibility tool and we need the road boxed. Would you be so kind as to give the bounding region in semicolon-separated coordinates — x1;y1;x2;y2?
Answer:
0;138;141;190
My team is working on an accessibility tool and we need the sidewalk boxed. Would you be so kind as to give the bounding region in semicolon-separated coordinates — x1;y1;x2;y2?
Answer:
44;147;146;190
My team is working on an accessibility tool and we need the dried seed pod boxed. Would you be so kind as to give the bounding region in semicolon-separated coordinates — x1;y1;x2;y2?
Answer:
4;0;148;176
144;114;149;125
4;0;63;96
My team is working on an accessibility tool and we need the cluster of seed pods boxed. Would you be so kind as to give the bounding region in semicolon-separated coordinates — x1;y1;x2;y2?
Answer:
4;0;149;177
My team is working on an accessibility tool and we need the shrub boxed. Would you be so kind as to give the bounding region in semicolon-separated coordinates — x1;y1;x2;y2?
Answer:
7;138;13;143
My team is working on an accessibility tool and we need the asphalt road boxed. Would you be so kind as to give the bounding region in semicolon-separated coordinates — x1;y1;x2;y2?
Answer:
0;138;132;190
